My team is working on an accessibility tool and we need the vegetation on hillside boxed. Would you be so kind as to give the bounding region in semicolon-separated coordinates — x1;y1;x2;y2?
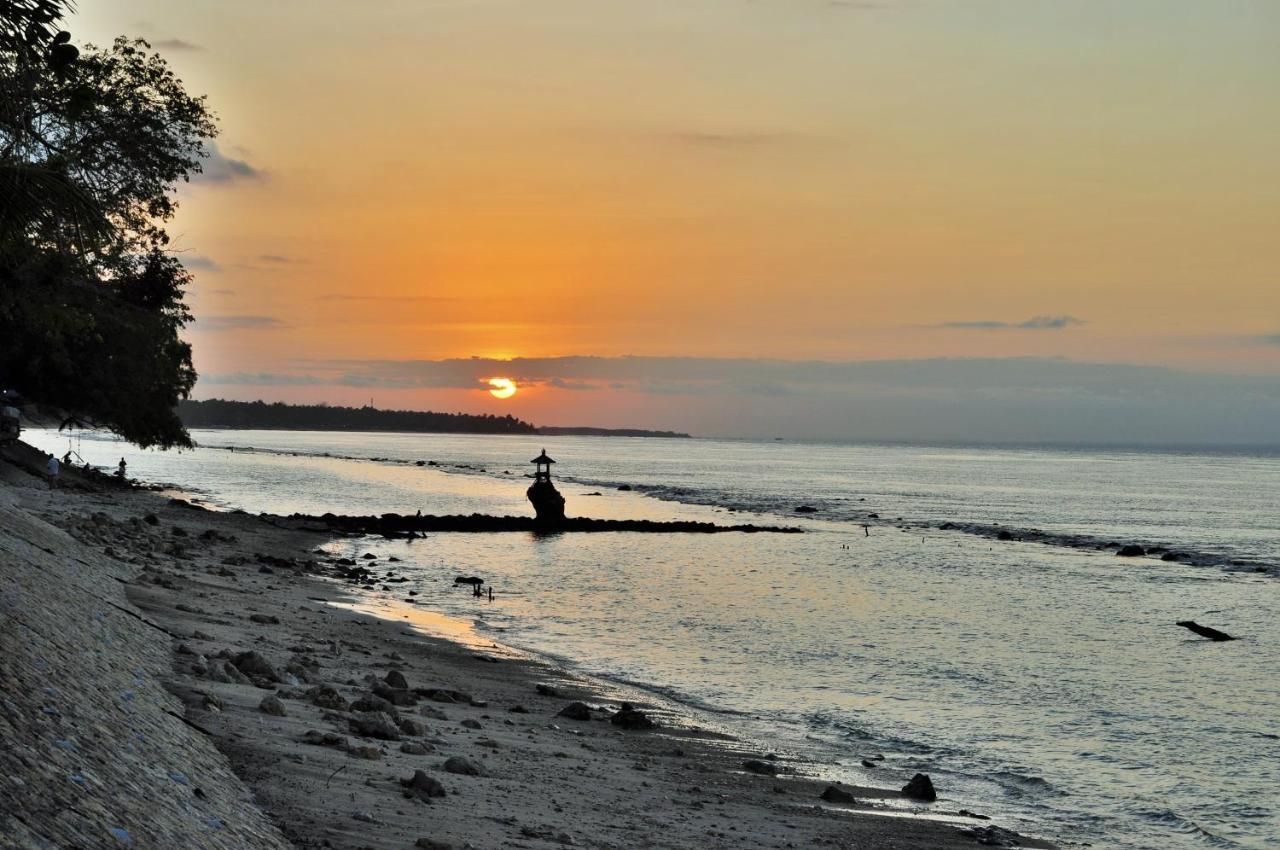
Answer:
1;1;215;447
179;399;537;435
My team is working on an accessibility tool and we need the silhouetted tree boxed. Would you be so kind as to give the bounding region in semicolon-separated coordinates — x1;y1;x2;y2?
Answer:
1;1;216;447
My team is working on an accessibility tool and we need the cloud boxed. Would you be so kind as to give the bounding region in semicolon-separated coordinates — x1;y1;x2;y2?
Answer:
258;254;293;264
666;131;789;149
1258;333;1280;346
154;38;201;51
181;254;220;271
197;315;284;331
191;143;263;185
941;315;1087;330
315;294;461;304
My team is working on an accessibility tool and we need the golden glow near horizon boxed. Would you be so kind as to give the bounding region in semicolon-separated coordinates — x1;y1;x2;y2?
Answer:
65;1;1280;430
487;378;518;400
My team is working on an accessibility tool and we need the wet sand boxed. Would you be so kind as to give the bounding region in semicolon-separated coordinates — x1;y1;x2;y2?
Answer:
1;445;1048;849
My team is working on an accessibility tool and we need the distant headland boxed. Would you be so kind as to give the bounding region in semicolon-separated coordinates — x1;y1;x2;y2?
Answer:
177;399;690;439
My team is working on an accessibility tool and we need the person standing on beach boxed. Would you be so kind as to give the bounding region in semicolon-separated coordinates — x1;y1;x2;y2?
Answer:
46;454;60;489
116;458;127;479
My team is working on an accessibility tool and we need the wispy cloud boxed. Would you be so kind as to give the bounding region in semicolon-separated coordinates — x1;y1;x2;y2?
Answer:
197;315;284;331
180;254;220;271
940;315;1087;330
258;254;293;264
191;143;263;185
316;294;461;304
154;38;201;51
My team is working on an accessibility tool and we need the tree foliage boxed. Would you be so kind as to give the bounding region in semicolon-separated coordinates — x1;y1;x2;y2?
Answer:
1;1;216;447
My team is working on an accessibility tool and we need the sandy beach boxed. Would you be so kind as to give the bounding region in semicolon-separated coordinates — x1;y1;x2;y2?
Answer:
1;444;1046;850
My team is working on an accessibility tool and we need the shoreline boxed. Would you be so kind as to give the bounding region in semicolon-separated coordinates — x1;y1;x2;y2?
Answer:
0;441;1052;849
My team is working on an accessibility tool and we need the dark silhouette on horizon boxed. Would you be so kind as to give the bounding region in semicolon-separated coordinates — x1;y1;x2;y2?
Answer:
527;448;566;528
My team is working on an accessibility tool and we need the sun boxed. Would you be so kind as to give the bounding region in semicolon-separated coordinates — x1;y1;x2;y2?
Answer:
487;377;517;399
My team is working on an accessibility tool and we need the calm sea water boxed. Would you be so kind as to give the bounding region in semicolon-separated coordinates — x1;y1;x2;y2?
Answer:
29;429;1280;850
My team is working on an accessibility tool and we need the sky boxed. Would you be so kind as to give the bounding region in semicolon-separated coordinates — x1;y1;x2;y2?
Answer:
72;1;1280;442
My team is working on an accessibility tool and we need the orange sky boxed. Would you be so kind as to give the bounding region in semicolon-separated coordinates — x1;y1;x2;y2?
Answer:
71;1;1280;433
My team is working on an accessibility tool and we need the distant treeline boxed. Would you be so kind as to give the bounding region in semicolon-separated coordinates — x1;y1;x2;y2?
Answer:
179;399;537;434
537;426;691;439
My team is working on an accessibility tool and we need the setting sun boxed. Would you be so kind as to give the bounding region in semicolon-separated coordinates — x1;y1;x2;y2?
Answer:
487;377;517;400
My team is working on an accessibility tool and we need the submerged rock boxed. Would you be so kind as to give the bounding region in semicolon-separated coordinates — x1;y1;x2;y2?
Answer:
1116;544;1146;557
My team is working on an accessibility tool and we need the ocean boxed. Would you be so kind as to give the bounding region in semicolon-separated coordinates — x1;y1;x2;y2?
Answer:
28;428;1280;850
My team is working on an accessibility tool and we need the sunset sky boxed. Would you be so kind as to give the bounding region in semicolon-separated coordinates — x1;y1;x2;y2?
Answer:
72;1;1280;441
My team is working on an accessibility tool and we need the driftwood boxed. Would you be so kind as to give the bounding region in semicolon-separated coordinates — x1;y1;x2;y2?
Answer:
1176;621;1236;641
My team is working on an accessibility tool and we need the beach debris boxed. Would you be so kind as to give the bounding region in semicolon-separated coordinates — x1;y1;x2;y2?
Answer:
820;785;857;804
1176;621;1236;641
401;769;447;801
558;701;593;721
443;756;484;776
901;772;937;801
258;694;287;716
1116;544;1146;557
742;759;778;776
349;711;402;740
610;703;656;730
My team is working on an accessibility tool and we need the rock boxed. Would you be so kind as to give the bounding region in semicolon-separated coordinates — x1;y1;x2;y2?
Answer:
249;613;281;625
508;704;528;713
219;661;252;685
401;770;446;801
397;717;427;736
346;744;382;760
460;719;482;730
362;552;377;559
610;703;656;730
558;701;592;721
1161;551;1188;562
306;685;349;711
794;505;818;513
372;682;418;706
258;695;287;716
443;756;483;776
351;811;378;823
420;705;449;721
453;575;484;588
820;785;857;804
742;759;777;776
535;683;559;697
301;730;346;748
199;693;223;712
1116;544;1146;557
351;692;400;715
962;825;1022;847
901;773;937;801
232;651;280;682
415;839;452;850
257;565;274;574
1176;620;1236;641
617;484;632;491
400;741;432;755
143;513;160;525
385;670;409;690
349;711;402;741
996;530;1013;541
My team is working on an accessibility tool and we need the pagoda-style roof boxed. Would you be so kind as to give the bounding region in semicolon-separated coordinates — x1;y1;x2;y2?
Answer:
531;449;556;465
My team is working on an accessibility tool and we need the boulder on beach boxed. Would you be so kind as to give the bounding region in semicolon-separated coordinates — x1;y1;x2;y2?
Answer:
349;711;402;740
901;772;937;801
558;701;592;721
258;695;287;716
443;756;483;776
401;769;446;801
610;703;656;730
232;651;280;681
385;670;409;690
820;785;857;804
306;684;349;711
742;759;777;776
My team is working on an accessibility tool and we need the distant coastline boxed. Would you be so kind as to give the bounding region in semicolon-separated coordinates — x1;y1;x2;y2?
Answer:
178;399;689;438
